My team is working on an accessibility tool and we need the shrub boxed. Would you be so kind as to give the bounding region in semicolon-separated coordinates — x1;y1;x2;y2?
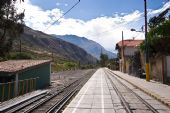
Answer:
10;52;33;59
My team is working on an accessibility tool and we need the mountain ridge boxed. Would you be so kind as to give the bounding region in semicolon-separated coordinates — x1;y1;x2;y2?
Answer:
18;27;97;64
54;35;116;59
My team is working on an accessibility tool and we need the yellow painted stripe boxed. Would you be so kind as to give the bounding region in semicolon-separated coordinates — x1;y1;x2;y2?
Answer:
22;80;24;95
8;83;11;100
146;63;150;81
26;80;28;93
34;78;36;90
18;82;20;96
2;84;5;101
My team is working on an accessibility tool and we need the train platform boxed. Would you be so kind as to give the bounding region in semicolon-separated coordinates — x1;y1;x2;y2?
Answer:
111;70;170;108
63;68;170;113
62;68;126;113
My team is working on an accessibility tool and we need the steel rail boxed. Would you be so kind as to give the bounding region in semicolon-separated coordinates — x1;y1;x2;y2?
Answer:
47;90;77;113
46;73;91;113
104;71;132;113
105;69;159;113
2;93;48;113
23;72;92;113
46;82;81;113
22;79;80;113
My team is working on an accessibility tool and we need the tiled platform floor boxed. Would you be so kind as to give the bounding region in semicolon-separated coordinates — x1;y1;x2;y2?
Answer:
62;69;125;113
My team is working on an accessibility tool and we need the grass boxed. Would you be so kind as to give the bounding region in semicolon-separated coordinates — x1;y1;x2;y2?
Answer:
51;61;78;72
1;47;97;72
5;50;80;72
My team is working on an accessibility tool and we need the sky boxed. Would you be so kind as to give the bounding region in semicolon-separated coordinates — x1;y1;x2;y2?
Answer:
16;0;170;53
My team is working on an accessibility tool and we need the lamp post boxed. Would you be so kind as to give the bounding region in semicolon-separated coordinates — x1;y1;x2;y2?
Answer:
122;31;126;73
130;0;150;81
144;0;150;81
130;28;144;33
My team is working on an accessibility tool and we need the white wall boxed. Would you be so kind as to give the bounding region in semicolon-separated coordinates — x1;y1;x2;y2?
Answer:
124;47;138;56
166;56;170;78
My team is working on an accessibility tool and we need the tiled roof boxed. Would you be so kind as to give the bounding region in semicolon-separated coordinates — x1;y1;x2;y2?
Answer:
117;39;144;47
0;60;51;73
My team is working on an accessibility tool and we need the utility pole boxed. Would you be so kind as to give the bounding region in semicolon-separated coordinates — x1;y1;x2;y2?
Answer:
144;0;150;81
122;31;126;73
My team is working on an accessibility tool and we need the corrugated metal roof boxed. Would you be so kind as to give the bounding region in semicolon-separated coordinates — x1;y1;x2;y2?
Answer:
0;60;51;73
117;39;144;47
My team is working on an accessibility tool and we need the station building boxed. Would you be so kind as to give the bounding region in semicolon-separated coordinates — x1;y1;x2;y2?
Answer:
0;60;51;101
116;39;144;74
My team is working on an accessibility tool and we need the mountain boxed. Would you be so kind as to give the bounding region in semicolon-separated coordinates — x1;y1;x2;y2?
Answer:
18;27;97;64
54;35;116;59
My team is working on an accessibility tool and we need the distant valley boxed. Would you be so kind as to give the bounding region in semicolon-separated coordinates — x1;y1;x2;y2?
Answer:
54;35;116;59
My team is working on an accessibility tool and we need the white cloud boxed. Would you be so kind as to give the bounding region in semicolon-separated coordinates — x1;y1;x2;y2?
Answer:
64;4;68;7
148;2;170;15
16;0;63;31
56;2;68;7
56;2;61;6
15;0;169;53
46;10;144;52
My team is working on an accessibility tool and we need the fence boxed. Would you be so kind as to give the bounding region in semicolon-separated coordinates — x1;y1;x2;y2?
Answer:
0;78;38;102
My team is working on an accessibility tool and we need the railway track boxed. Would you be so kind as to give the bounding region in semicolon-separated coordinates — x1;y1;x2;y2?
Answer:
1;93;48;113
29;73;91;113
3;70;94;113
105;69;159;113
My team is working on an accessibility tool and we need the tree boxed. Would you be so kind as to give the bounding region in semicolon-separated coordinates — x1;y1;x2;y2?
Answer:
140;9;170;57
148;8;169;29
0;0;24;57
0;0;24;8
100;53;108;67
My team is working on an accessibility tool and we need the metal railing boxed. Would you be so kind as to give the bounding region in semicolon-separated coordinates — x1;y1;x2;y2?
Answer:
0;78;38;102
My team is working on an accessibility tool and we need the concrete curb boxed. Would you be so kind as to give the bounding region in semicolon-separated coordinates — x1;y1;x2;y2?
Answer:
112;71;170;108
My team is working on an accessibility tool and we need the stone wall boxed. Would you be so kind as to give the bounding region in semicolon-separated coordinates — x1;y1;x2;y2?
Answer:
150;55;164;83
